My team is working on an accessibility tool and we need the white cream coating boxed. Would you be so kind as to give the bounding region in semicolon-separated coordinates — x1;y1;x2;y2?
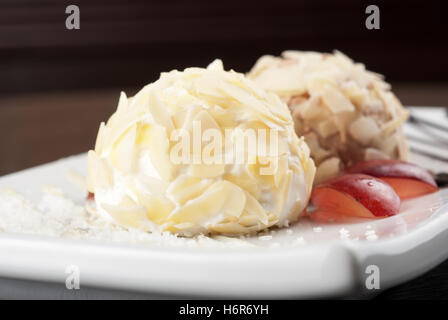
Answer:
87;60;315;236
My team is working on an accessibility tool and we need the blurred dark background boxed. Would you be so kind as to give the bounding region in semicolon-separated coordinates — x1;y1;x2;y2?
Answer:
0;0;447;175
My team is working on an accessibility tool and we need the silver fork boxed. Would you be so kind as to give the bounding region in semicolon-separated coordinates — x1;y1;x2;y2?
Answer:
406;109;448;186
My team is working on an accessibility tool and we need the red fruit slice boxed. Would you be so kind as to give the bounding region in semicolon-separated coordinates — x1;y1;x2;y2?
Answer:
345;160;438;199
380;177;438;199
309;174;401;222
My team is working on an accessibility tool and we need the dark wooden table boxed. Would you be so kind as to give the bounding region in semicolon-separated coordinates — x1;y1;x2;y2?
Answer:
375;258;448;299
0;83;447;299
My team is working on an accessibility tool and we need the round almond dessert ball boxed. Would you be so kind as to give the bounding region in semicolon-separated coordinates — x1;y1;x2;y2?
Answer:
87;60;315;236
248;51;409;184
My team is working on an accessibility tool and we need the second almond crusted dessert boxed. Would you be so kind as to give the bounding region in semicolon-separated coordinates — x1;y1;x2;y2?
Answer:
248;51;409;184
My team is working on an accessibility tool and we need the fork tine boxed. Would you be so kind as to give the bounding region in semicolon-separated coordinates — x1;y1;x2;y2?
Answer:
409;114;448;133
410;146;448;162
406;134;448;147
408;118;448;145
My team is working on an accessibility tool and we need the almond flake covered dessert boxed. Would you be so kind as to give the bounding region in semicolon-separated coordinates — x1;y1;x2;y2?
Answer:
87;60;315;236
248;51;409;184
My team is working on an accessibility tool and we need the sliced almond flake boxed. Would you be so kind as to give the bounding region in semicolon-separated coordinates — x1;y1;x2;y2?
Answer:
397;131;410;161
102;108;148;153
210;222;258;235
116;91;128;114
373;82;396;117
206;59;224;71
189;109;221;132
167;176;213;205
364;148;390;161
243;192;268;226
135;124;152;149
207;105;238;128
136;175;169;197
175;105;202;131
380;111;409;136
106;92;128;128
304;158;316;194
361;96;384;114
333;111;357;143
316;118;339;139
349;116;381;146
321;84;356;114
306;77;338;96
94;122;107;155
218;80;288;126
341;81;365;108
171;109;188;129
130;85;152;109
224;172;261;199
304;132;331;164
248;62;307;96
247;55;278;78
242;75;276;102
333;50;355;67
375;134;399;158
296;96;325;120
147;92;175;134
238;213;261;227
146;125;173;182
102;200;148;229
274;169;292;217
274;155;288;188
194;73;227;99
283;50;323;64
110;124;137;173
168;180;246;224
314;157;340;185
87;150;112;191
172;222;195;230
136;192;175;224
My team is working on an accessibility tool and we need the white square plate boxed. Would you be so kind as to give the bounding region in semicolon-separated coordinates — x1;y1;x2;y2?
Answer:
0;107;447;299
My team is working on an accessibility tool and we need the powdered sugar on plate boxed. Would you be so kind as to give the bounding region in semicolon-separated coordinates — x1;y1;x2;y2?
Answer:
0;153;447;250
0;186;255;248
